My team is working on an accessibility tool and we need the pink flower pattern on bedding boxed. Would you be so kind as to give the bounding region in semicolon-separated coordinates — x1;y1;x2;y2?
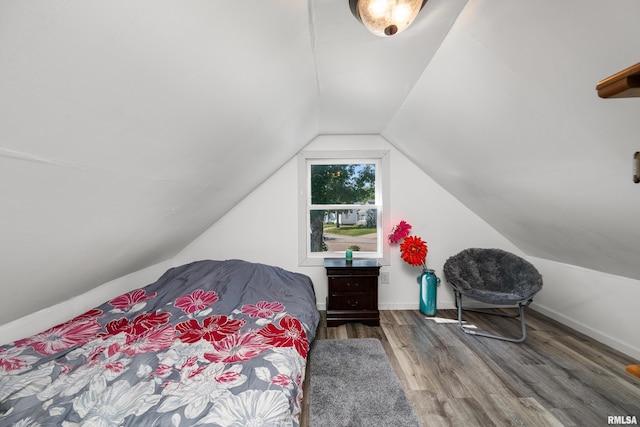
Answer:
175;289;220;314
0;260;319;426
109;289;157;310
14;312;103;356
242;301;285;318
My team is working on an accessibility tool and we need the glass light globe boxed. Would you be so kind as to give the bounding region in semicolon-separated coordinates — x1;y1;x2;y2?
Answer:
355;0;424;37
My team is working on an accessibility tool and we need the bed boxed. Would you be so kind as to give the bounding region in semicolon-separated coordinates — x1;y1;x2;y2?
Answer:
0;259;320;426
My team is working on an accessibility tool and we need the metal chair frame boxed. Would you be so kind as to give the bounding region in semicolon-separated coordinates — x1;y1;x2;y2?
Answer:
453;290;533;343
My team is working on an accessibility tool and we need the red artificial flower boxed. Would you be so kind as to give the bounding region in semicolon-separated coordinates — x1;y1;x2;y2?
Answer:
400;235;428;267
388;220;412;244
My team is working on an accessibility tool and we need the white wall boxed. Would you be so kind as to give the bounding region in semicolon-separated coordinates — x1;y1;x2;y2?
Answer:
173;134;640;360
173;134;520;312
530;257;640;360
3;134;637;361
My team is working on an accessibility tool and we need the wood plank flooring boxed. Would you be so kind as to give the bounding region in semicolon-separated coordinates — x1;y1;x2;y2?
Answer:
301;309;640;427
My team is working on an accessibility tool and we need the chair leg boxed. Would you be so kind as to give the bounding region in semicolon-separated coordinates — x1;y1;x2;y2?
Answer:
455;292;528;343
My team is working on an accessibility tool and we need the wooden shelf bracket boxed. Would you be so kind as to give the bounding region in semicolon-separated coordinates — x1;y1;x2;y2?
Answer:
596;62;640;98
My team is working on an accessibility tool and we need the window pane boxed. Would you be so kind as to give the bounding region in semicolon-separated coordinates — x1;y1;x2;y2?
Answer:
309;209;378;253
310;163;376;205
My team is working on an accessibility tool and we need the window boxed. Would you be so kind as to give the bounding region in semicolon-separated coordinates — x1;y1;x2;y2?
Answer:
298;150;390;265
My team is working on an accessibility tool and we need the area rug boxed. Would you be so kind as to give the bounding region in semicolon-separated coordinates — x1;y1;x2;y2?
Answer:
308;338;422;427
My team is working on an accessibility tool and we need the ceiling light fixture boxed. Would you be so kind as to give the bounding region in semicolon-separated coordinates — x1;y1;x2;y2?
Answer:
349;0;427;37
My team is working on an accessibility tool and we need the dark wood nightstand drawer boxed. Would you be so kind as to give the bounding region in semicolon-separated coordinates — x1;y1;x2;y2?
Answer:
325;266;381;277
324;258;380;327
329;277;376;293
329;293;376;311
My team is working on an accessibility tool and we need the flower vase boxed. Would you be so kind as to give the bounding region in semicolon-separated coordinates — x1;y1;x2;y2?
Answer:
417;269;440;316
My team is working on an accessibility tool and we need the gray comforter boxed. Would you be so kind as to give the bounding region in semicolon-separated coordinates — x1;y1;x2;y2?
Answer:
0;259;320;426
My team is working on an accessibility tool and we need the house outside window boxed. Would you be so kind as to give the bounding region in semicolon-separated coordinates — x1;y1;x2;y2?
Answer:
298;150;390;266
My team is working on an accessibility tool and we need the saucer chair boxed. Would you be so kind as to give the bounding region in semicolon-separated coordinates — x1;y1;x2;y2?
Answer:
443;248;543;343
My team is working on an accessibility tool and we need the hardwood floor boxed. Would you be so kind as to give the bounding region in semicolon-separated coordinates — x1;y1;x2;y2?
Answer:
301;309;640;427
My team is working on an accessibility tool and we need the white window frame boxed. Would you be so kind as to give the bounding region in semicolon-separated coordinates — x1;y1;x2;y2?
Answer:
297;150;390;266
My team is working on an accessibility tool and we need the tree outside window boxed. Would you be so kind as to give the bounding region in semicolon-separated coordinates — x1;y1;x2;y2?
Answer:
298;151;389;265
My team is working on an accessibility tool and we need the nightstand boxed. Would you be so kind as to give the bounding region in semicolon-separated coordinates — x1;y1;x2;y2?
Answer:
324;258;381;327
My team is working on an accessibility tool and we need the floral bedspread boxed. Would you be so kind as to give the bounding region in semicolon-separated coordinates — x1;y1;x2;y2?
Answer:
0;259;320;426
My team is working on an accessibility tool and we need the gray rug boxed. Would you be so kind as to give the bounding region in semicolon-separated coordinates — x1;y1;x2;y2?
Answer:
309;338;422;427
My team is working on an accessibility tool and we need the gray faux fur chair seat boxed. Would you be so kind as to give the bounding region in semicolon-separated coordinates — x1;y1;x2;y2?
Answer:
443;248;543;343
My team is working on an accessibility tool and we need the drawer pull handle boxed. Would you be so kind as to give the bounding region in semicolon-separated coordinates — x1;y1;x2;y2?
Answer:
348;300;359;307
346;282;359;288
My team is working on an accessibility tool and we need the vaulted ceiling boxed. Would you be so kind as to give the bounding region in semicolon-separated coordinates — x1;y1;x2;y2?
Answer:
2;0;640;324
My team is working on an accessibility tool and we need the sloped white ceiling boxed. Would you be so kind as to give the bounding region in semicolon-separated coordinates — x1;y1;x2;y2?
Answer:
0;0;319;323
1;0;640;324
384;0;640;280
312;0;467;133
